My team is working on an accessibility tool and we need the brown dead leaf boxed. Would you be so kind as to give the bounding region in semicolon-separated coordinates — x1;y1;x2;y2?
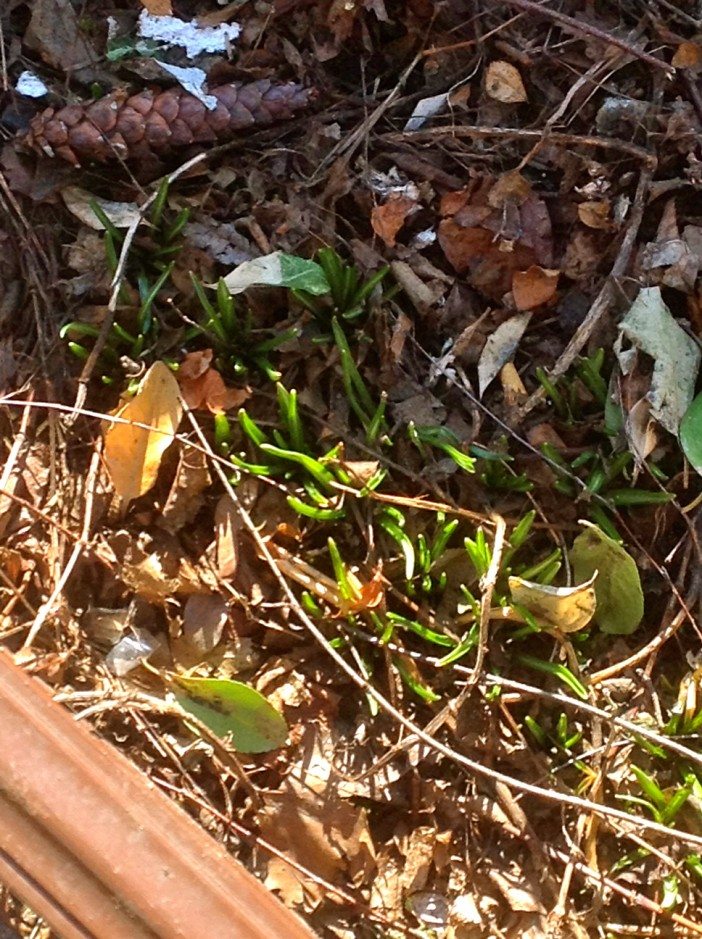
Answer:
488;870;545;913
259;779;375;903
500;362;527;408
107;531;211;602
399;826;437;894
103;362;182;504
338;460;381;488
487;171;532;208
578;200;612;230
24;0;97;71
178;351;249;414
160;446;211;534
673;41;702;70
512;266;559;310
371;195;417;247
437;222;494;274
140;0;172;12
438;177;553;299
181;593;227;655
213;495;239;579
439;188;471;217
179;349;212;381
485;60;528;103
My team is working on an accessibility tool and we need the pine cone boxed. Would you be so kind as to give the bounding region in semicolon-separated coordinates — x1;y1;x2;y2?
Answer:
23;80;315;166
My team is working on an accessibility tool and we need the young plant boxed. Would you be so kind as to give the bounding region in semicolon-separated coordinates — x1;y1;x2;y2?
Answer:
377;507;459;596
189;276;298;382
332;318;388;445
407;423;477;475
225;383;385;520
292;246;390;324
62;178;189;380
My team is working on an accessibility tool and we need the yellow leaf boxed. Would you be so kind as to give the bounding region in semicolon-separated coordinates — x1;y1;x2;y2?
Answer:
104;362;183;503
508;573;597;633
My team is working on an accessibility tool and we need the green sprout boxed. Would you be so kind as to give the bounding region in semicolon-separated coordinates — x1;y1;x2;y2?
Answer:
62;177;189;380
189;276;299;382
293;246;390;324
223;383;385;519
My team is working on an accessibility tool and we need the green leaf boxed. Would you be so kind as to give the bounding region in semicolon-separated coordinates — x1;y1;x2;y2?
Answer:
279;254;331;294
172;676;288;753
681;391;702;476
222;251;330;296
569;523;643;635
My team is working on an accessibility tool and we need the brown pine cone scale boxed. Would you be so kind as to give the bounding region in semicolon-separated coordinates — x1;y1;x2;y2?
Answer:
24;80;315;166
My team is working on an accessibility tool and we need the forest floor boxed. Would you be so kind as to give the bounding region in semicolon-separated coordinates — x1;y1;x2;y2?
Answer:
3;1;702;936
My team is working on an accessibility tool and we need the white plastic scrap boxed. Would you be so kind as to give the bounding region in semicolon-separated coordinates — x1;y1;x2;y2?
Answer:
157;62;217;109
106;628;164;677
16;71;48;98
137;10;240;59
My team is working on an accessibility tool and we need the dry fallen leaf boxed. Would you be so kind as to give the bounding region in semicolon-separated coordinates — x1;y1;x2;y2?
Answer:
61;186;143;231
160;446;211;534
512;266;559;311
508;573;597;633
178;350;249;413
371;195;417;247
500;362;527;408
260;778;375;904
103;361;182;504
214;495;239;578
181;593;228;655
485;60;528;103
140;0;173;12
578;200;612;230
672;41;702;70
478;313;532;397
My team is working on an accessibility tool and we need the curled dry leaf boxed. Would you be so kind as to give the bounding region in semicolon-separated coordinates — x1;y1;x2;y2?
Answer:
508;573;597;633
485;61;528;104
478;313;531;397
512;266;559;311
617;286;700;436
103;361;182;504
371;194;417;248
500;362;527;408
259;778;375;904
61;186;143;231
161;446;211;534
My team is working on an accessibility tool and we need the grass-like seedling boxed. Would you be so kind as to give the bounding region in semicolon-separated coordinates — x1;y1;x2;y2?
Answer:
189;276;298;382
61;178;189;381
222;382;386;520
292;247;390;325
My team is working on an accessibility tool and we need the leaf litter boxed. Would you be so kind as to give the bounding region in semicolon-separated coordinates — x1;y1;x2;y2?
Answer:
6;1;702;937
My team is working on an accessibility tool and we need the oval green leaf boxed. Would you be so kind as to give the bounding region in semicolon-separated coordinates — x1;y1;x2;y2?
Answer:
172;676;288;753
569;522;644;635
681;391;702;476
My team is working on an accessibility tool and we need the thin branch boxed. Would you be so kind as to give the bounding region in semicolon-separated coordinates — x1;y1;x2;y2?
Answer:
501;0;674;74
